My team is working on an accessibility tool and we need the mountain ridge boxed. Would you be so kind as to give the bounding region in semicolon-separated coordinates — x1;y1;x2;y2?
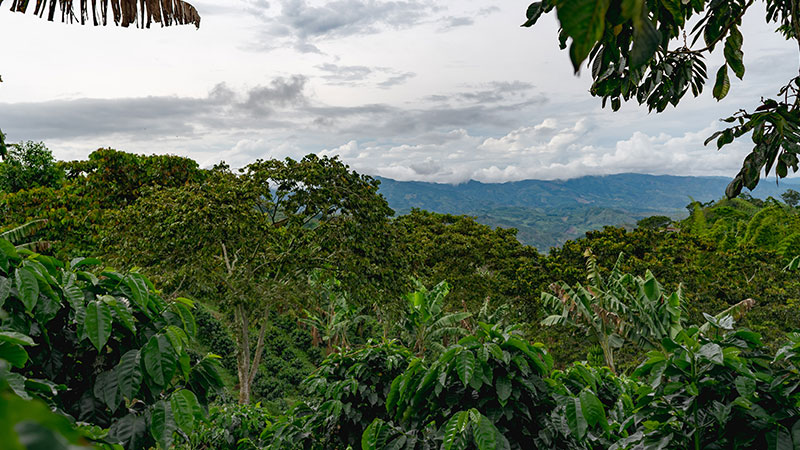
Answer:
374;173;800;250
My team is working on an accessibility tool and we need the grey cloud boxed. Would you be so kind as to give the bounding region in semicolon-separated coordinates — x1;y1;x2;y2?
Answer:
438;16;474;30
315;63;416;88
426;81;536;104
250;0;437;51
377;72;416;88
317;63;374;83
242;75;308;114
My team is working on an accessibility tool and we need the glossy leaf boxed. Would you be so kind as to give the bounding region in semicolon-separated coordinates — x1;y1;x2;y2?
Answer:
84;300;113;352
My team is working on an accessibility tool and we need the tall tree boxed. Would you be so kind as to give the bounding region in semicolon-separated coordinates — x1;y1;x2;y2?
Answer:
523;0;800;197
106;155;394;404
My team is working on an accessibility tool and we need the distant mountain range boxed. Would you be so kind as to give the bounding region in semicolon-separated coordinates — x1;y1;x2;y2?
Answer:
375;174;800;251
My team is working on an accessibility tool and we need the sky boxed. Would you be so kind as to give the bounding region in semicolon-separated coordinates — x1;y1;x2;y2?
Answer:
0;0;797;184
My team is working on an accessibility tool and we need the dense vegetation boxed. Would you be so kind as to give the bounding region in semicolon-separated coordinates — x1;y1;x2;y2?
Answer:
3;142;800;449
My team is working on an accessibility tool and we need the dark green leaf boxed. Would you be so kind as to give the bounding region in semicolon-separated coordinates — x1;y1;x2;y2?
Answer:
116;350;143;402
630;17;661;69
84;300;113;352
143;334;177;387
15;267;39;312
713;65;730;100
150;400;176;450
556;0;611;72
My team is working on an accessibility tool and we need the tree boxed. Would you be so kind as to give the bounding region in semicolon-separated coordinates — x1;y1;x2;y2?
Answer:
523;0;800;197
0;0;200;29
106;155;395;404
0;141;63;193
636;215;672;230
782;188;800;207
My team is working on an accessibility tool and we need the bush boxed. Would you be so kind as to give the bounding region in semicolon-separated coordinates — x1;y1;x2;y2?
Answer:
0;239;224;448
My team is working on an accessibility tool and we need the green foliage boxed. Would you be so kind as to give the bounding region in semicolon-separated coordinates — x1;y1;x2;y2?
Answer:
106;154;396;404
263;340;411;449
781;189;800;207
363;324;561;450
0;141;64;194
394;209;538;308
636;215;671;230
523;1;800;196
399;281;472;357
179;402;274;450
0;239;224;448
541;250;684;373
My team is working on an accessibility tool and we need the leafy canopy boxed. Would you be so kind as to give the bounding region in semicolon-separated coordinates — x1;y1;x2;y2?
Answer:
523;0;800;198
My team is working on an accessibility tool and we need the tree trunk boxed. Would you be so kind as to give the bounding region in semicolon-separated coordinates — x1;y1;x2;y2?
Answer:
600;339;616;375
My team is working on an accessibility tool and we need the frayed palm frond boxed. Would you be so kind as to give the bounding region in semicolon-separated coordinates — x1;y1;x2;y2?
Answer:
1;0;200;29
1;219;48;245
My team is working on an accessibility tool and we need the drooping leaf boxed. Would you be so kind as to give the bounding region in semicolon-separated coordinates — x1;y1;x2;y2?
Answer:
150;400;176;450
143;334;177;387
713;65;731;100
115;350;143;402
93;370;120;412
15;267;39;312
556;0;611;72
170;389;202;435
456;350;476;387
108;414;147;450
580;389;606;428
630;17;662;69
0;342;29;368
84;300;113;352
565;397;588;440
473;414;499;450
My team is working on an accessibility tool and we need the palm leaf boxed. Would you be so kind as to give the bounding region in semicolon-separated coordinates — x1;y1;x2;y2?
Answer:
1;219;48;245
1;0;200;29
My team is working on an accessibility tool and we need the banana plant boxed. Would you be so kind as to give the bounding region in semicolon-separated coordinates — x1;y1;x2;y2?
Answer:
300;272;370;354
401;281;472;358
1;219;51;253
541;250;684;373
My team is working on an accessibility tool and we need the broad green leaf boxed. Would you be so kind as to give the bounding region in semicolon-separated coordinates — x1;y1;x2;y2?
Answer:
108;414;147;450
556;0;611;72
630;17;661;68
150;400;176;450
443;411;469;450
362;419;390;450
124;273;150;311
456;350;476;387
724;27;745;79
104;296;136;333
61;282;84;311
713;65;730;100
698;343;723;364
115;350;143;401
766;427;792;450
496;374;512;405
565;397;588;440
84;300;113;352
0;332;34;347
0;342;28;368
15;267;39;312
474;414;498;450
143;334;177;387
171;389;201;434
580;389;606;428
734;376;756;398
93;370;120;412
69;257;102;270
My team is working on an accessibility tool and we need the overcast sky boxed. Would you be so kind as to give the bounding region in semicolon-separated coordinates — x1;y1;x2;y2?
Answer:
0;1;797;183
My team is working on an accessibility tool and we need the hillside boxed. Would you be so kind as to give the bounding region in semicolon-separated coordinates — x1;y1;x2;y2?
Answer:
376;173;800;250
